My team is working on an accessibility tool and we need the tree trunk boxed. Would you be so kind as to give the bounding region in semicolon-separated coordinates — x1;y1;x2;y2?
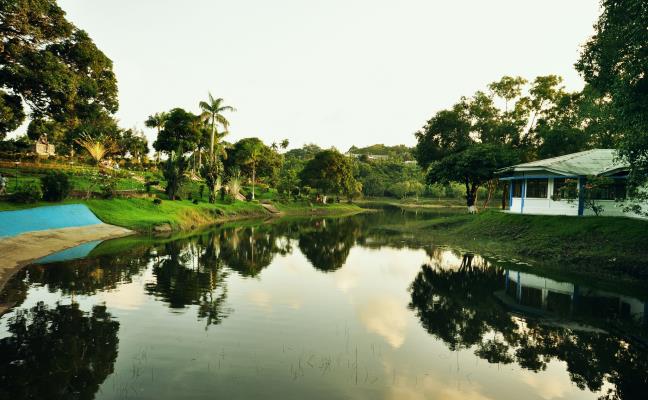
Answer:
251;165;256;200
465;179;478;214
482;179;497;209
210;118;215;161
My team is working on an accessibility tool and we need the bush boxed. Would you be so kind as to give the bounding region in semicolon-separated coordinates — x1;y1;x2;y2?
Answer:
40;172;71;202
153;198;162;205
10;183;42;203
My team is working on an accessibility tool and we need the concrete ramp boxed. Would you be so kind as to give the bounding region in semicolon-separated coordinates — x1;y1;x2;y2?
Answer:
0;204;103;237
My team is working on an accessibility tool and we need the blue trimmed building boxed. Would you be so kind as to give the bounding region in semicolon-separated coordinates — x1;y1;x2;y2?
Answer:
497;149;644;218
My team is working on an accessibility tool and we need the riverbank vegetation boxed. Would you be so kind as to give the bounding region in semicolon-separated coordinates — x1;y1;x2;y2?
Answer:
378;209;648;285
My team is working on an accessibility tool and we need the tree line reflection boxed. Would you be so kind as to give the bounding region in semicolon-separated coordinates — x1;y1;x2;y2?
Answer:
408;253;648;400
0;302;119;400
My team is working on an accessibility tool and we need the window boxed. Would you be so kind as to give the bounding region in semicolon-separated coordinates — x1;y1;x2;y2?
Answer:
591;179;627;200
526;179;548;198
552;178;577;199
512;180;522;197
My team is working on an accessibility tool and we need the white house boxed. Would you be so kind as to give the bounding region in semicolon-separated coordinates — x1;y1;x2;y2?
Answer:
497;149;646;218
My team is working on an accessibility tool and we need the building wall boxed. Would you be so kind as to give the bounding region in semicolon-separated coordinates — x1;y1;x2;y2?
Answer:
509;177;647;219
510;178;578;216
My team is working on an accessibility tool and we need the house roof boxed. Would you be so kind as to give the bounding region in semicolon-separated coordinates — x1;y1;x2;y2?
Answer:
498;149;629;177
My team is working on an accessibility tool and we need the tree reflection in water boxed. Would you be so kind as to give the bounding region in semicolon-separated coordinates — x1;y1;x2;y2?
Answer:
0;302;119;400
408;253;648;400
298;217;361;272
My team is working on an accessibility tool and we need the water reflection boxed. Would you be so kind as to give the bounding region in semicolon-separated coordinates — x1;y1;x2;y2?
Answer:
409;253;648;399
0;302;119;400
0;210;647;400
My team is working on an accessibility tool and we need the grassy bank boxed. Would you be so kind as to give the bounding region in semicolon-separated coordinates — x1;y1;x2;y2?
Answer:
0;198;365;233
379;209;648;284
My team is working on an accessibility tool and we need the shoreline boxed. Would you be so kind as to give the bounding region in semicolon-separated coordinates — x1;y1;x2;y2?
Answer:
0;224;134;301
0;202;367;305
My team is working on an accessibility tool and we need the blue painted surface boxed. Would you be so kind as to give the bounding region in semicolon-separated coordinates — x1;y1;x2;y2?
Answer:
577;177;585;216
508;182;514;210
0;204;102;237
35;240;102;264
520;180;526;214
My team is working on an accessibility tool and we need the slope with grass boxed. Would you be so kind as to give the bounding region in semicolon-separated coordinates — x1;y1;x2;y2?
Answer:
0;197;365;233
378;209;648;284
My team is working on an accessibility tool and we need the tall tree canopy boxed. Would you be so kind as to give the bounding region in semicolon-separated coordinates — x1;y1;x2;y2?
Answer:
226;137;280;199
576;0;648;185
299;149;359;201
153;108;201;155
0;0;118;141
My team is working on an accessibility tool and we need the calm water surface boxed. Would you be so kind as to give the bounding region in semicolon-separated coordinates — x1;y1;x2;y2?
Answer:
0;209;646;400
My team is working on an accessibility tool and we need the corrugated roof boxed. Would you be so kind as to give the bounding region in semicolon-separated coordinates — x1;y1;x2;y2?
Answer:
498;149;629;176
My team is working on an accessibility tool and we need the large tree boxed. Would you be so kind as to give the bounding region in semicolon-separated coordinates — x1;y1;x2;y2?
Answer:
0;0;118;142
299;149;359;203
226;138;278;200
153;108;201;156
415;75;575;210
426;144;517;212
576;0;648;185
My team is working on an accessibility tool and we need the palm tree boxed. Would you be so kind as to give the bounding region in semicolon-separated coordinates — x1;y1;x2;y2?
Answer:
243;144;263;200
199;93;235;162
75;133;119;164
145;112;168;162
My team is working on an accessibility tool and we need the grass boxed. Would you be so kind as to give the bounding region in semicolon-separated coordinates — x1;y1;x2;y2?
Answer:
378;208;648;284
84;198;267;232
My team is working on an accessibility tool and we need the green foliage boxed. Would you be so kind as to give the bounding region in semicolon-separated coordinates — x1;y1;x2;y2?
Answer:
200;158;224;203
10;183;42;204
299;149;359;200
118;128;148;163
355;158;425;198
347;144;414;161
284;144;322;161
226;138;280;200
0;91;25;139
414;103;472;169
163;153;189;200
199;93;235;160
39;171;70;201
0;1;118;137
427;144;518;208
576;0;648;186
153;108;201;155
227;168;242;199
98;173;118;199
388;180;424;199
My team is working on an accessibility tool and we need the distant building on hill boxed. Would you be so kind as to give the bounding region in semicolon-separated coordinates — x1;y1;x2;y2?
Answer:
497;149;646;219
34;134;56;157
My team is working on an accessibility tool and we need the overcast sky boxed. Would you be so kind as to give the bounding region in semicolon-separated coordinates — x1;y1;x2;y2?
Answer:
56;0;601;151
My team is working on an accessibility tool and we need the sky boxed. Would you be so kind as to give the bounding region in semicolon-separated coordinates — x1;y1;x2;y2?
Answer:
54;0;601;151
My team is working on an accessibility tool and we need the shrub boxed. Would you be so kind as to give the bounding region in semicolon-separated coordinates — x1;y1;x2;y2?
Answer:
40;172;71;202
192;199;199;205
10;183;42;203
153;198;162;205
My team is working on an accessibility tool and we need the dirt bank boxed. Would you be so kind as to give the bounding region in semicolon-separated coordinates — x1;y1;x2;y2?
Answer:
0;224;133;299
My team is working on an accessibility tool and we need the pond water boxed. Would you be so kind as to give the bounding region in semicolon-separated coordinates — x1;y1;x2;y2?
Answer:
0;209;646;400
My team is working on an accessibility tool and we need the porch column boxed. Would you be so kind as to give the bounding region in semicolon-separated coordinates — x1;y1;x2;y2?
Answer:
508;181;514;211
520;180;526;214
577;177;585;216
